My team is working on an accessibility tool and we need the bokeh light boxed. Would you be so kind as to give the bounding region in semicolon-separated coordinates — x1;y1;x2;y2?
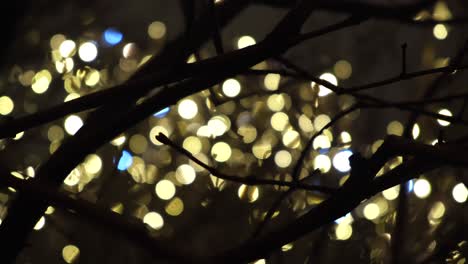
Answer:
414;178;431;198
452;183;467;203
78;42;98;62
237;35;256;49
333;150;352;172
178;99;198;119
437;109;452;126
143;212;164;230
64;115;83;135
103;28;123;45
155;180;176;200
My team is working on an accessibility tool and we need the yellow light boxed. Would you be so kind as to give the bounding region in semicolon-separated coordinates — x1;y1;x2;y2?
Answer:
267;94;285;112
175;164;196;185
340;131;352;143
143;211;164;230
59;40;76;58
84;69;100;86
148;21;166;40
382;185;400;200
452;183;467;203
47;125;65;142
313;135;331;150
237;35;256;49
428;201;445;222
274;150;292;168
412;123;420;139
155;179;176;200
83;154;102;175
281;243;293;252
264;73;281;91
0;96;14;115
414;178;431;198
183;136;202;155
311;73;337;97
314;114;331;131
363;203;380;220
178;99;198;119
149;126;169;145
238;125;257;143
433;24;448;40
50;34;66;50
129;134;148;154
165;197;184;216
222;78;241;97
78;42;98;62
13;131;24;140
31;70;52;94
19;70;35;86
314;154;331;173
335;223;352;240
252;142;272;159
111;134;126;146
238;184;259;202
56;58;74;73
298;114;314;132
64;115;83;135
45;206;55;215
211;142;232;162
64;168;81;186
207;115;230;137
386;120;403;136
253;259;266;264
334;60;352;79
437;109;452;126
62;245;80;264
271;112;289;131
34;216;46;230
282;130;300;149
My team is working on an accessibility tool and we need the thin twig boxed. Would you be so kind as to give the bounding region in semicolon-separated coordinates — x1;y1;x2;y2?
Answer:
291;104;361;181
155;133;335;193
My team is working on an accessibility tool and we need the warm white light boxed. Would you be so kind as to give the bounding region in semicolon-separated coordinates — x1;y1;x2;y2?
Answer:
59;40;76;58
211;142;232;162
78;42;98;62
433;24;448;40
437;109;452;126
143;212;164;230
0;96;14;115
335;223;352;240
178;99;198;119
363;203;380;220
237;35;256;49
312;73;337;97
382;185;400;200
64;115;83;135
314;154;331;173
155;180;176;200
414;178;431;198
274;150;292;168
333;150;353;172
222;78;241;97
452;183;467;203
175;164;196;185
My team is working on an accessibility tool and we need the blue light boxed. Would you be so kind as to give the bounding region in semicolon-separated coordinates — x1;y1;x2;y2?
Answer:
153;107;170;118
407;179;414;192
117;150;133;171
334;213;352;224
103;28;123;46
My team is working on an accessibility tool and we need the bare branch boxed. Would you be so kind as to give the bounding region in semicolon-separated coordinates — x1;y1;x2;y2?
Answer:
155;133;335;193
